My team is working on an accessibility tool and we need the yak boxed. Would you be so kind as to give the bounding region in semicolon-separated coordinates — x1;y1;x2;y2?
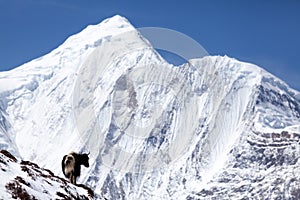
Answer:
62;152;89;185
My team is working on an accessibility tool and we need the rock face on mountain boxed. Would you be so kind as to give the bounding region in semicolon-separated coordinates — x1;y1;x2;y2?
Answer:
0;15;299;199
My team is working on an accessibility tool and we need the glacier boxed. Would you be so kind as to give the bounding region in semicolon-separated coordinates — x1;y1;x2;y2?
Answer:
0;15;299;199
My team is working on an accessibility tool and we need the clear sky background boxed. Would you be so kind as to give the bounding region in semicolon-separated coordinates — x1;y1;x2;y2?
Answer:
1;0;300;90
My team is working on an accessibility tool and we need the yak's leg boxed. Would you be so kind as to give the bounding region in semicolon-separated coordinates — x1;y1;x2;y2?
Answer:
71;175;77;185
68;172;75;184
67;172;72;183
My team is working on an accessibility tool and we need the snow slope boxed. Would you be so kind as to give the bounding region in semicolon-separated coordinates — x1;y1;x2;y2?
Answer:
0;15;299;199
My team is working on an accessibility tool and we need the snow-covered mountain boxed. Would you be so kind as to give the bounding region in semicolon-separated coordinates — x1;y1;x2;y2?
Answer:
0;15;299;199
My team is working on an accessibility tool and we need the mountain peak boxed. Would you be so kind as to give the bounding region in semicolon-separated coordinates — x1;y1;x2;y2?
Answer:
101;14;132;26
62;14;134;46
8;15;138;75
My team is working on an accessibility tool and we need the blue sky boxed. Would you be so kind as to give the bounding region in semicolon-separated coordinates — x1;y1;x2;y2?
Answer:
1;0;300;90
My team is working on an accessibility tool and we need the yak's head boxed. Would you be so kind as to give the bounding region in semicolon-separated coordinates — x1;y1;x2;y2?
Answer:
65;155;74;165
81;152;90;167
